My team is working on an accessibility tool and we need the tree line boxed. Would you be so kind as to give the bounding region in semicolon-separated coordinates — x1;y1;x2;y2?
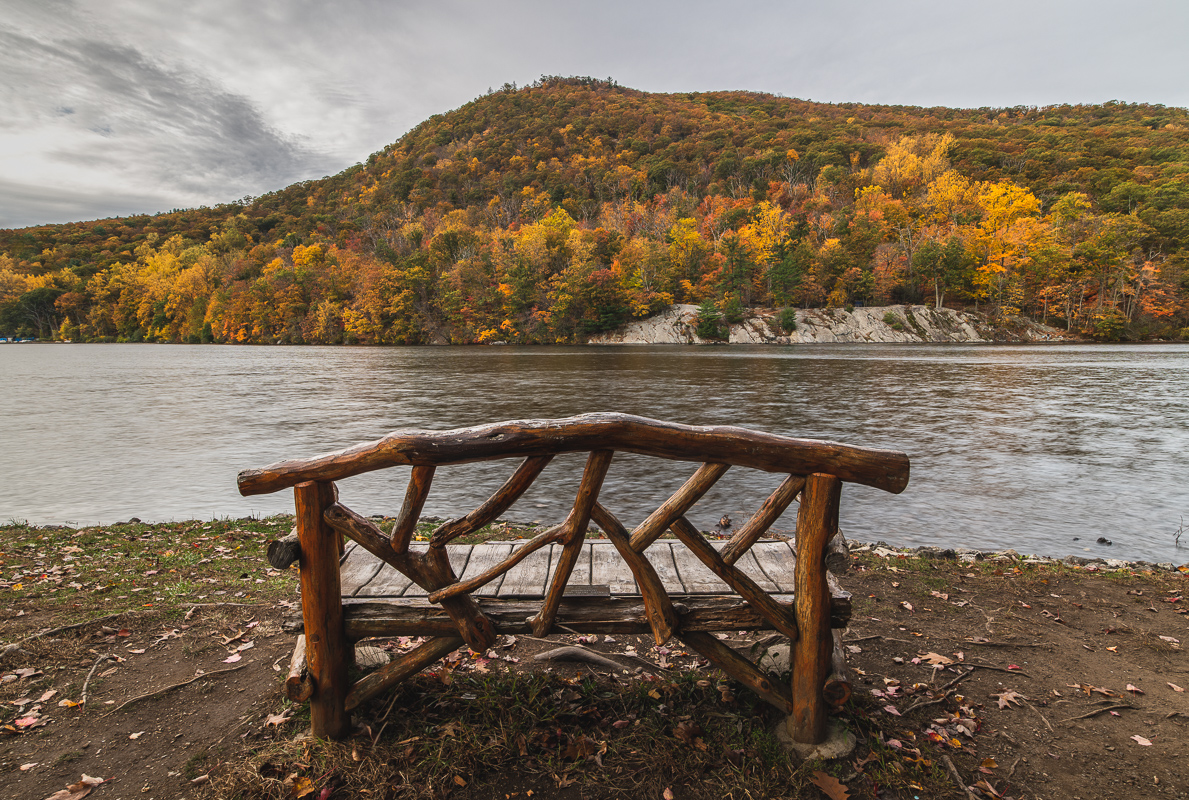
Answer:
2;78;1186;342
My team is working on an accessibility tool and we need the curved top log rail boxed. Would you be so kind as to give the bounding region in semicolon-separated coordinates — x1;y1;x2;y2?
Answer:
237;412;910;497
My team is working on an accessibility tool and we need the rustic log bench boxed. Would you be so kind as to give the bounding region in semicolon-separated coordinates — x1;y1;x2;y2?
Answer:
237;413;910;745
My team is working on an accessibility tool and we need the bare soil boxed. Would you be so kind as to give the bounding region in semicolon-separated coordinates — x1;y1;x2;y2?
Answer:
3;525;1188;800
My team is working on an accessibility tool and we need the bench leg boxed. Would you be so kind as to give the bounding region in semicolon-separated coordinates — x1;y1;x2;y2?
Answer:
790;473;840;744
295;480;351;739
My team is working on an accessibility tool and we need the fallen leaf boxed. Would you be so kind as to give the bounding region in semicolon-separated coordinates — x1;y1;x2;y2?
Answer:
265;711;292;727
920;652;954;666
663;789;675;800
1006;664;1022;670
1126;684;1144;695
292;776;317;798
900;601;914;613
1168;683;1184;693
20;762;37;771
127;648;146;654
222;653;242;664
809;769;851;800
1159;635;1180;644
57;699;82;708
38;690;57;702
992;690;1025;710
1106;646;1118;653
981;757;998;769
453;776;467;787
1131;735;1152;746
129;731;144;739
673;720;704;745
883;705;901;716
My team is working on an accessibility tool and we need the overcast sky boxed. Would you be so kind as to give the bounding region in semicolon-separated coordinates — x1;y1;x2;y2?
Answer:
2;0;1187;230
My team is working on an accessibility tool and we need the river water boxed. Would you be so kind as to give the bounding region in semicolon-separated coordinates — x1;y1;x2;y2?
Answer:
1;343;1187;564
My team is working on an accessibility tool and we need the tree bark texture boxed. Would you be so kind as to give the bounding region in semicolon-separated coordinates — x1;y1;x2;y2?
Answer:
295;480;350;739
238;413;909;497
789;473;841;745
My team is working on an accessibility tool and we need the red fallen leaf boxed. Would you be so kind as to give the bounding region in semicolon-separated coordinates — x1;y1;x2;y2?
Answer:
116;629;131;637
611;720;630;729
1006;664;1021;670
663;789;675;800
809;769;851;800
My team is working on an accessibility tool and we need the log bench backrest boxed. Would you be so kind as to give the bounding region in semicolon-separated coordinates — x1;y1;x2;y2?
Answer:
238;412;909;743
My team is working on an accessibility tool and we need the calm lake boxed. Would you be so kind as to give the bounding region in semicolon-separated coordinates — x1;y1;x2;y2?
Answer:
2;343;1187;564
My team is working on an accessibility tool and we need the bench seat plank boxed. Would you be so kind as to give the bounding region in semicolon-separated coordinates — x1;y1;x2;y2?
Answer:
281;594;851;640
498;541;553;597
590;540;637;594
339;539;802;598
748;540;797;592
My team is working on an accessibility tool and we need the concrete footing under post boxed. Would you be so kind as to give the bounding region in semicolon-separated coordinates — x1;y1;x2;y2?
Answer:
776;716;856;761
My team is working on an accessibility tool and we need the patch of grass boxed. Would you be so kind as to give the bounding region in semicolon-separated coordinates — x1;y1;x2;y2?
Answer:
0;516;298;626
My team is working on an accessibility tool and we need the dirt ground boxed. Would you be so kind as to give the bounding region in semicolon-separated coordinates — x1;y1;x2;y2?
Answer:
3;538;1189;800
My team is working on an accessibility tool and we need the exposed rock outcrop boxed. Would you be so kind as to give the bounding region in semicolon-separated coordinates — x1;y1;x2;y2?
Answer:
587;304;1070;345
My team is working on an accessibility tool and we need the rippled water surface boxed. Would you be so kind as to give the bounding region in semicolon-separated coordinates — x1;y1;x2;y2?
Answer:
2;343;1187;563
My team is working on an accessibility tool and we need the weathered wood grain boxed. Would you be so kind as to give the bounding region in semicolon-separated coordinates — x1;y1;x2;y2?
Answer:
589;540;637;594
825;529;850;575
498;543;554;597
344;636;463;712
790;473;840;745
679;630;794;713
591;504;679;645
295;481;350;739
285;634;312;702
628;462;730;551
823;628;852;709
748;540;798;592
390;465;434;551
531;451;612;636
324;503;496;652
282;595;849;640
427;524;564;602
458;543;515;597
719;474;804;565
429;455;552;547
238;413;910;497
727;546;779;593
669;517;799;642
267;531;302;569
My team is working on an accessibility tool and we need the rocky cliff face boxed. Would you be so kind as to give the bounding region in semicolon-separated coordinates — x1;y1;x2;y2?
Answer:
587;305;1069;345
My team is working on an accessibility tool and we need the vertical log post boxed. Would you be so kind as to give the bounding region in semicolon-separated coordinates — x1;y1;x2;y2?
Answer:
789;473;841;744
295;480;351;739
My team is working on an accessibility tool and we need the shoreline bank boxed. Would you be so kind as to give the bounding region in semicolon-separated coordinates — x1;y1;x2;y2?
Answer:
7;515;1186;576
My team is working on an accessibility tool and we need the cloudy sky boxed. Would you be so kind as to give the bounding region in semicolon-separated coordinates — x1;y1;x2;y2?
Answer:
2;0;1187;229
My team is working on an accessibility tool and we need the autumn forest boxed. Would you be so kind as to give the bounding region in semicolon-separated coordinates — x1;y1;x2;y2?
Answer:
2;76;1188;344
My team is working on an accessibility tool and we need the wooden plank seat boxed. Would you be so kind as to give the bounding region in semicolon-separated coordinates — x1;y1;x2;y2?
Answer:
281;540;854;639
238;413;909;745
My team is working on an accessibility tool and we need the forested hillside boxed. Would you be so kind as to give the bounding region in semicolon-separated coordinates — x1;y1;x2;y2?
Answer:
2;76;1187;343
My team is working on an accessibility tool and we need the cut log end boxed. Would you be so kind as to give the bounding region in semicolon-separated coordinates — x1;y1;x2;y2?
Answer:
267;531;301;569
